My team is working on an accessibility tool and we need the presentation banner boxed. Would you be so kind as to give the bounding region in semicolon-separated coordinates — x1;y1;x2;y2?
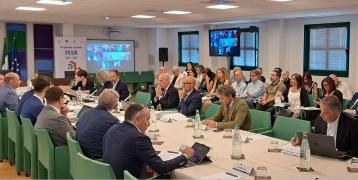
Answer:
54;37;86;78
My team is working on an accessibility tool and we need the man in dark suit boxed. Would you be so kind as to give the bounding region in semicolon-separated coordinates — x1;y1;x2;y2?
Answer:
292;95;358;157
178;76;202;116
35;87;75;146
153;73;179;109
344;92;358;116
103;104;194;179
103;69;129;101
0;72;20;117
21;76;51;125
76;89;119;159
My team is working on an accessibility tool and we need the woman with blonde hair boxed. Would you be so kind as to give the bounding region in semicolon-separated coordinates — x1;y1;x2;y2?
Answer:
203;67;230;110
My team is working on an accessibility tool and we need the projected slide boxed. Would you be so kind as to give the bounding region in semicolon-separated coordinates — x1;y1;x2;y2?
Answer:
87;40;135;73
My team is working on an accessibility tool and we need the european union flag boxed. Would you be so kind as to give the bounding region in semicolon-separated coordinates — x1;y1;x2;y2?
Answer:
10;36;20;76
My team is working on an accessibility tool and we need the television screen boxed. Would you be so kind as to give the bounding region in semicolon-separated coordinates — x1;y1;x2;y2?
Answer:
86;40;135;73
209;28;240;56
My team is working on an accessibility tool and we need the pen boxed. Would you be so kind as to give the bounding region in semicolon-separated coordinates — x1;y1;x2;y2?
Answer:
167;151;179;154
225;172;238;177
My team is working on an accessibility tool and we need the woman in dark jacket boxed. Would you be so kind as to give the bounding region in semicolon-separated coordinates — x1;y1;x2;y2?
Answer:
315;76;343;106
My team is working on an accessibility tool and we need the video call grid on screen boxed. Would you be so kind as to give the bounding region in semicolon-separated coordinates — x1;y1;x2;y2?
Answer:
87;40;135;73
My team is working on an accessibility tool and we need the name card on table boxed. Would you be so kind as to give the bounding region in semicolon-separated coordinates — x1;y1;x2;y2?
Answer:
279;143;300;157
233;163;256;176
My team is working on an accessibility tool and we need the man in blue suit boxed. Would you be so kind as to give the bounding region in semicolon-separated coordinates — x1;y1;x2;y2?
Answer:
103;104;194;179
103;69;129;101
0;72;20;117
152;73;179;109
76;89;120;159
344;92;358;116
178;76;202;116
21;76;51;125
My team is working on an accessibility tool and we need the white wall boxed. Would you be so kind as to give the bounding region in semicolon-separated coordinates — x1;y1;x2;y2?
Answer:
161;14;358;91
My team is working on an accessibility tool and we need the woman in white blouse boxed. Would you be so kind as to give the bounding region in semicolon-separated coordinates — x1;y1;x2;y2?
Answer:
275;74;309;118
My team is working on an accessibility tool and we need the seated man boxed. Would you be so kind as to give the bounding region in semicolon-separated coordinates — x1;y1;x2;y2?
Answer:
231;69;247;98
344;92;358;116
16;89;34;116
103;69;129;101
202;85;252;130
103;104;194;179
178;76;202;116
0;72;20;117
291;95;358;157
35;86;75;146
21;76;51;125
171;66;185;90
153;73;179;110
76;89;120;159
71;69;95;94
256;69;286;120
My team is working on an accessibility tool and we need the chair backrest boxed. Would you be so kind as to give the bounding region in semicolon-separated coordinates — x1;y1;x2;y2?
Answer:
73;152;116;179
204;103;221;119
124;72;140;84
250;109;272;130
21;117;37;153
134;92;152;106
139;71;155;84
35;128;55;169
66;132;83;178
272;116;311;141
308;95;317;107
124;170;138;180
6;109;21;141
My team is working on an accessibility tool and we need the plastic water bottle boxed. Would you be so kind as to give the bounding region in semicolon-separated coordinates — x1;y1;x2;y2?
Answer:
275;95;281;104
76;87;82;104
149;106;157;132
193;110;201;138
231;124;242;159
299;132;311;170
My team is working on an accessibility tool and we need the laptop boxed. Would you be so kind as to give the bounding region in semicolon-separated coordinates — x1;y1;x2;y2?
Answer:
76;105;93;118
297;132;350;160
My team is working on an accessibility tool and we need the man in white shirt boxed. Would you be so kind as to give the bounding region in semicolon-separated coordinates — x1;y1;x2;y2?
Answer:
231;70;247;98
329;74;353;101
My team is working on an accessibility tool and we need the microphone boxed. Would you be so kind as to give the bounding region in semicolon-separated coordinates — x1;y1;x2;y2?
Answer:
123;94;132;102
88;89;98;98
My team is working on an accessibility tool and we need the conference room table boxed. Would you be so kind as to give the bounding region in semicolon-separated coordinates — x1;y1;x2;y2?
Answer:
69;101;358;180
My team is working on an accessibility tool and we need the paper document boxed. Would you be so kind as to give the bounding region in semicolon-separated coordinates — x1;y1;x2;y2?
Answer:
158;151;182;161
201;170;241;180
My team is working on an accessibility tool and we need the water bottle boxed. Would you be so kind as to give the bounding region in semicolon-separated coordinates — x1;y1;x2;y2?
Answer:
193;110;202;138
76;87;82;104
149;106;157;132
231;124;242;159
275;95;281;104
299;132;311;170
156;103;161;111
117;100;122;113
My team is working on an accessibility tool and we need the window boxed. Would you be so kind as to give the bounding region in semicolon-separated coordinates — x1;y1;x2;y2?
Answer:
6;23;27;79
229;27;259;70
178;31;199;66
304;22;350;77
34;24;54;77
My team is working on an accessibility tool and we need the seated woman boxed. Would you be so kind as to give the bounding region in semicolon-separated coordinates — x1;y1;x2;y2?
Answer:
243;69;265;109
197;68;215;94
202;67;230;110
275;74;308;118
94;70;109;95
71;69;95;94
303;71;318;96
315;76;343;106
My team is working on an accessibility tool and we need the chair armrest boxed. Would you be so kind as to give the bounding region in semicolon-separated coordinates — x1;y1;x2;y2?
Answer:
250;127;271;133
260;130;274;137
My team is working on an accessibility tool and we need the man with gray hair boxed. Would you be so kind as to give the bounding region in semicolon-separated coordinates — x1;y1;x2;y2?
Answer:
291;95;358;157
103;104;194;179
0;72;21;116
153;73;179;109
76;89;120;159
202;84;252;130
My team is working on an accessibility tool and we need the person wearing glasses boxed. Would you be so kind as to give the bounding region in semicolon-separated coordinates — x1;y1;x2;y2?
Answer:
76;89;120;159
178;76;202;116
103;104;194;179
243;70;265;109
35;86;75;146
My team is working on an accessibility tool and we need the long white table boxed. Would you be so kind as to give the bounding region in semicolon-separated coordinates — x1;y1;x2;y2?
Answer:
74;102;358;180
